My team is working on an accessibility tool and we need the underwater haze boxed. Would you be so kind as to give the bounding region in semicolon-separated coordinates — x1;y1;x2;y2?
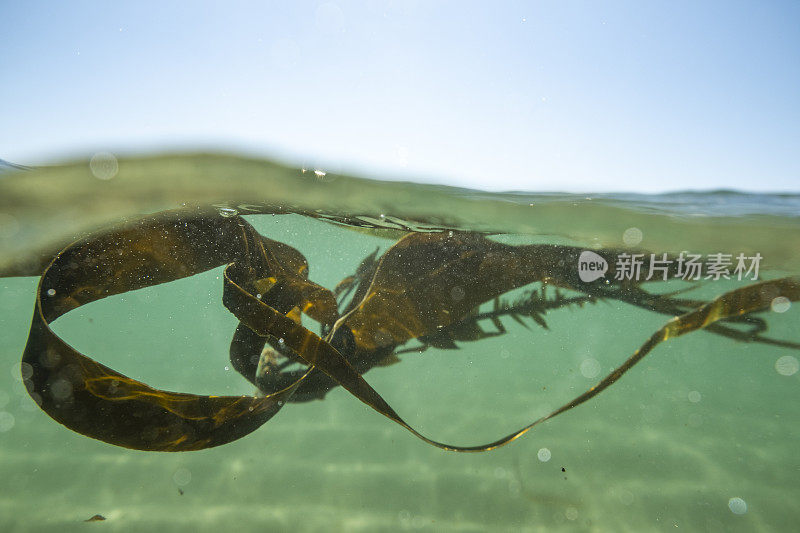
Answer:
0;154;798;532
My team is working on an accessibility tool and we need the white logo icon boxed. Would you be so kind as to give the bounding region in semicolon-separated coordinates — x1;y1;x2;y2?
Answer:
578;251;608;282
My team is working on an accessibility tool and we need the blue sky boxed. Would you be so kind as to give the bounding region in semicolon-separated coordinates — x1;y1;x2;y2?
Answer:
1;1;798;192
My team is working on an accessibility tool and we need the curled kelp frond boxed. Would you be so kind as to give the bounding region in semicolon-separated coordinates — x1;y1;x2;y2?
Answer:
16;208;799;452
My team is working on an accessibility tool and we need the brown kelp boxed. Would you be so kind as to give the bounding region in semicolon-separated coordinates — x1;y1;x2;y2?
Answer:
14;207;799;451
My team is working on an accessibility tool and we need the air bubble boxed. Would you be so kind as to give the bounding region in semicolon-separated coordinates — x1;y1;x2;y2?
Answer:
537;447;551;462
0;412;15;432
50;378;73;400
173;468;192;486
580;358;600;379
688;390;701;403
9;363;22;382
47;288;56;296
728;497;747;515
775;355;799;376
218;207;238;218
771;296;791;313
622;227;643;246
89;152;118;180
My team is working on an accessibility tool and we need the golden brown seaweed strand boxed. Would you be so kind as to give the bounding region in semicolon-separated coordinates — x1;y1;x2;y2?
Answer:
21;209;319;451
436;275;800;451
224;229;800;452
22;209;799;453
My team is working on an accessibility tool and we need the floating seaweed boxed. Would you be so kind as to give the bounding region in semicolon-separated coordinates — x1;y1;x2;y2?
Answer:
13;207;799;452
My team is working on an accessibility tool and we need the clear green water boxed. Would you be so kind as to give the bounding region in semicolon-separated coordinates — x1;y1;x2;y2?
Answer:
0;155;798;531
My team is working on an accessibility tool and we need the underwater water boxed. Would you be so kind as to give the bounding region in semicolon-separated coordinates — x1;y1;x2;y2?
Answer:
0;154;798;532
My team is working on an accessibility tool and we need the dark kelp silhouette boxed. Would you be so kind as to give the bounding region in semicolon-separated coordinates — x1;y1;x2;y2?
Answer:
15;207;799;451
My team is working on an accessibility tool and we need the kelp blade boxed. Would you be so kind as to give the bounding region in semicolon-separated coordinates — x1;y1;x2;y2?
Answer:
19;209;800;452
